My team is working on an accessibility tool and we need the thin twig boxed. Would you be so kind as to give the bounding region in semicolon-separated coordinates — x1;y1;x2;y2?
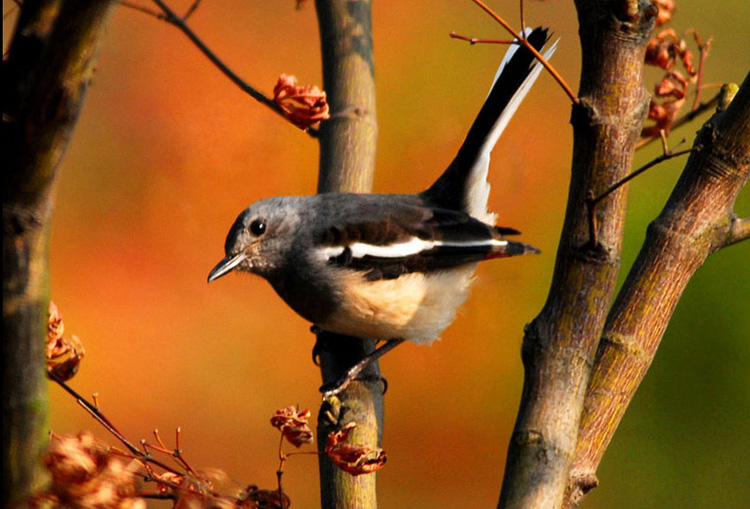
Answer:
449;32;515;45
637;91;720;149
150;0;277;108
121;0;319;136
175;426;181;453
183;0;201;20
467;0;578;103
596;145;695;204
688;30;713;112
140;491;178;500
48;370;140;455
119;1;166;19
47;370;175;473
586;132;697;246
277;434;285;509
170;427;199;475
141;432;198;476
153;429;168;450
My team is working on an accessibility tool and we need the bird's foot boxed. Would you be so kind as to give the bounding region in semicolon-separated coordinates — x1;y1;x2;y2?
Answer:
318;338;404;398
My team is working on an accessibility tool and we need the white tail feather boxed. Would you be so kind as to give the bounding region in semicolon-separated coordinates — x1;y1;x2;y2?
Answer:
464;35;559;224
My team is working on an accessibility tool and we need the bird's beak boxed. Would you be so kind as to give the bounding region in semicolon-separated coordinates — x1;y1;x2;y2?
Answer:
207;252;247;283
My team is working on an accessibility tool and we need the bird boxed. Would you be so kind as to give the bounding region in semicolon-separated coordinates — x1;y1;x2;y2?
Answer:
208;27;557;396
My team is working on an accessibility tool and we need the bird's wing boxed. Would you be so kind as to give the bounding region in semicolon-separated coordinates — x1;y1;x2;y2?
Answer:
423;27;558;223
312;201;537;281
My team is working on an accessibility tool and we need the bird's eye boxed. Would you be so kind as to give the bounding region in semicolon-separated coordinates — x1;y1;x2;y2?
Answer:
249;219;267;236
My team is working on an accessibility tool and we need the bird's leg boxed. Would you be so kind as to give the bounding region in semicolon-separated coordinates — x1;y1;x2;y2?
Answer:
321;338;405;399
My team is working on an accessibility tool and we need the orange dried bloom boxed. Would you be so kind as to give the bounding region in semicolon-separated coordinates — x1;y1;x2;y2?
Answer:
645;29;681;70
270;405;314;448
645;70;688;136
151;471;183;496
681;47;696;76
642;25;705;140
645;29;697;78
33;431;144;509
48;301;65;340
654;70;688;99
46;302;85;381
653;0;675;27
240;485;290;509
153;470;239;509
325;422;387;476
643;96;685;137
273;74;330;130
172;489;235;509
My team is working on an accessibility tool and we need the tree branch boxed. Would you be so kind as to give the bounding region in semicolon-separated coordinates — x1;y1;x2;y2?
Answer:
312;1;381;508
586;132;695;248
497;0;656;506
565;72;750;508
2;0;118;505
147;0;287;120
128;0;320;135
724;216;750;247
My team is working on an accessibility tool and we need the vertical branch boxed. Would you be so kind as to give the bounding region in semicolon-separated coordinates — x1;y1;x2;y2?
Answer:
498;0;656;507
315;0;378;193
313;1;381;508
2;0;118;505
565;73;750;508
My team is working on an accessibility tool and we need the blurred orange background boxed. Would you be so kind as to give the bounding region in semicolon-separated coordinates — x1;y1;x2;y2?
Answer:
4;1;749;507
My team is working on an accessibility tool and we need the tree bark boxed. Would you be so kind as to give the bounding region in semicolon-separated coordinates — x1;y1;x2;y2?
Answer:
498;0;656;507
313;1;382;508
565;74;750;507
2;0;117;505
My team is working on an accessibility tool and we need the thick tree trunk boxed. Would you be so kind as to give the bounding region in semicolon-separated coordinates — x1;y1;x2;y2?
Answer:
2;0;117;505
498;0;656;506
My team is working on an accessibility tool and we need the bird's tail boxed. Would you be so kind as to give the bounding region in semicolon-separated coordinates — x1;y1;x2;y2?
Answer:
423;27;557;224
485;239;541;260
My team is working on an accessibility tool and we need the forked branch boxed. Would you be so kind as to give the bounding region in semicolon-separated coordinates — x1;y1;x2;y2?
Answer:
566;73;750;508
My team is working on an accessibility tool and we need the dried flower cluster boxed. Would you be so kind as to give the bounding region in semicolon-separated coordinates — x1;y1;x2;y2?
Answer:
645;29;695;75
40;316;383;508
273;74;330;130
31;432;144;509
269;406;387;476
46;301;85;381
239;486;290;509
325;422;387;476
642;1;711;138
270;405;314;448
652;0;675;28
151;471;225;508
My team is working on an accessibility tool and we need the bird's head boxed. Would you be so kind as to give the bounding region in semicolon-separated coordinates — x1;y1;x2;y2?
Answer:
207;197;300;283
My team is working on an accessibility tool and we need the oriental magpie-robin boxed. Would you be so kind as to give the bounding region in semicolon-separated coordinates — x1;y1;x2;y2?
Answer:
209;27;557;395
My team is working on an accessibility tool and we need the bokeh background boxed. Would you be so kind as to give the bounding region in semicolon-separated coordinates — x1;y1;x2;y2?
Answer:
4;1;749;507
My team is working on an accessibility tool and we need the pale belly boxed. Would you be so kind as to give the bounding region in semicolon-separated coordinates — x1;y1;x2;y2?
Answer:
319;265;478;344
